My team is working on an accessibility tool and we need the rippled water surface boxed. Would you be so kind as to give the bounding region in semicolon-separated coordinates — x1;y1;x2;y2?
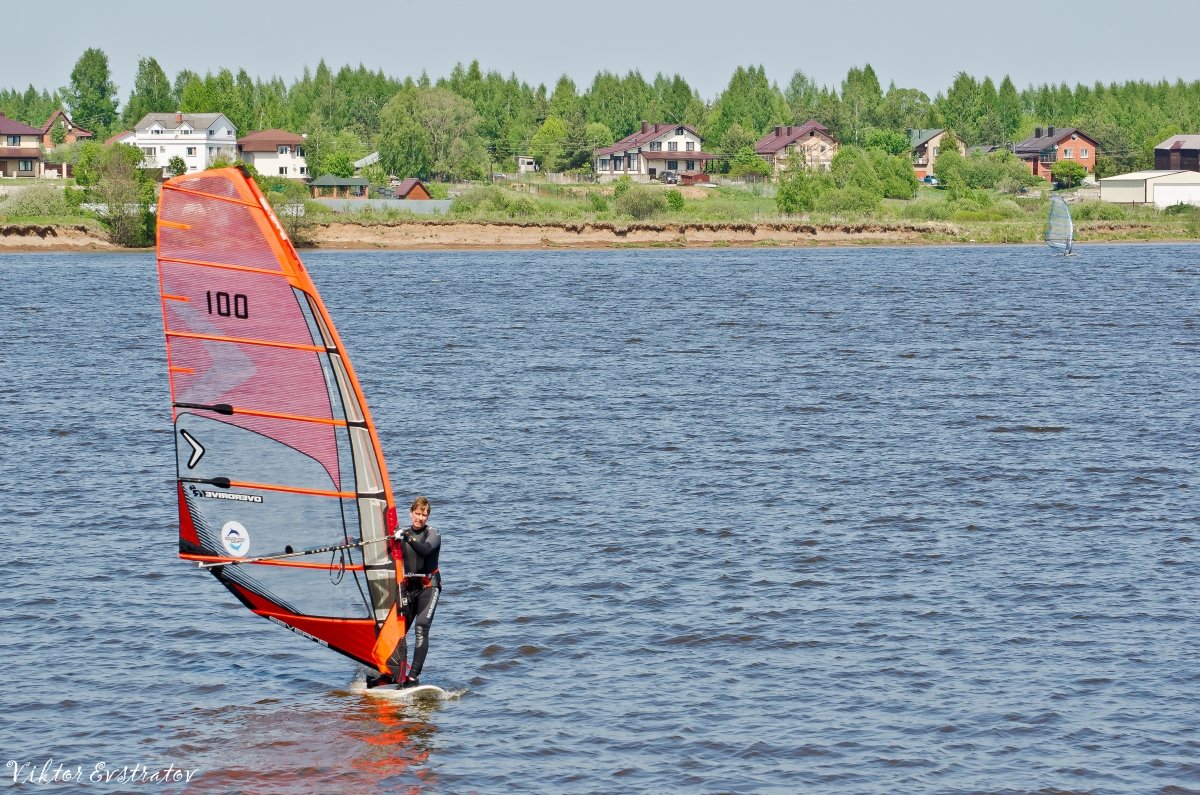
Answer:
2;245;1198;793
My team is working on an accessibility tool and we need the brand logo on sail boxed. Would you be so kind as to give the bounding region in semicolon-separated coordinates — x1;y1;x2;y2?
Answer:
221;521;250;557
188;485;263;504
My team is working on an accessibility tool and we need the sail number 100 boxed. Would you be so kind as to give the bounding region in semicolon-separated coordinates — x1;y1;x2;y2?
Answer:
206;291;249;319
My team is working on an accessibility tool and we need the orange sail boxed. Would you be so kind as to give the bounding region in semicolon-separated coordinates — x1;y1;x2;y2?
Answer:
155;167;405;672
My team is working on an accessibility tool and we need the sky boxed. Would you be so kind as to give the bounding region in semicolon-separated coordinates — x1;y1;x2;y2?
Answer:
7;0;1200;105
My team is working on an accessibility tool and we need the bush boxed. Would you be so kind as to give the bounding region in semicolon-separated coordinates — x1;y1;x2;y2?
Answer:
776;169;832;214
1072;201;1126;221
586;192;608;212
816;186;881;215
614;186;667;220
664;189;684;212
612;175;633;198
1;186;74;218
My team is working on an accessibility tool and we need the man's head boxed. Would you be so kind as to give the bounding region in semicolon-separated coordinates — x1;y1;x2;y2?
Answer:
410;495;430;529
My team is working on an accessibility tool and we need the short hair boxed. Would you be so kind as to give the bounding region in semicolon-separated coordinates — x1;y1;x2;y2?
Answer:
410;495;430;513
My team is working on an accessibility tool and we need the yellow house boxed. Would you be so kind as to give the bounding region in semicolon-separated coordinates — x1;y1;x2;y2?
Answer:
0;112;44;178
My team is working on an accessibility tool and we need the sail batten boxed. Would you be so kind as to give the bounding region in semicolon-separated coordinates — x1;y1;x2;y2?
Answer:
156;166;405;673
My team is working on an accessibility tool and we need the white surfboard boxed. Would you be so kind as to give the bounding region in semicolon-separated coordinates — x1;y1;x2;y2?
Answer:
357;681;457;700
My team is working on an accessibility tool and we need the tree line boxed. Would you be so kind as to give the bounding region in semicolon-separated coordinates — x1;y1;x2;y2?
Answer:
4;48;1200;181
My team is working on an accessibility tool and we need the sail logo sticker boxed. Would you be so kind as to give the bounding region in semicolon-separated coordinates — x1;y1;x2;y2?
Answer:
188;485;263;504
221;521;250;557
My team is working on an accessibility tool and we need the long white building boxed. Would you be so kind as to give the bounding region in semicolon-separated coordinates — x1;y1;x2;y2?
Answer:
110;112;237;178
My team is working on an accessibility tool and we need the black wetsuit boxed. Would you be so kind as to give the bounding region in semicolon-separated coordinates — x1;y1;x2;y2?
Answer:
399;524;442;679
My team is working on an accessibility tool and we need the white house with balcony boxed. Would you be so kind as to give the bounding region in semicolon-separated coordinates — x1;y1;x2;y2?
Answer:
109;112;237;178
593;122;717;182
237;129;307;178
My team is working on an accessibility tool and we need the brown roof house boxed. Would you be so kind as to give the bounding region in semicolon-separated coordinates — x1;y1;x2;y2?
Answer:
755;120;838;175
40;110;93;149
237;129;307;179
391;178;431;199
593;122;718;182
1014;127;1098;182
1154;135;1200;172
0;112;44;178
908;128;964;181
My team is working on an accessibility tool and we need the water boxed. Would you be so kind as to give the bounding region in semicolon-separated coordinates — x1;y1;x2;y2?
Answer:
2;244;1198;793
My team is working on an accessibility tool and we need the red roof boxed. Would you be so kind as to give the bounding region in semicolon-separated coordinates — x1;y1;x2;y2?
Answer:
594;122;701;157
393;178;428;197
237;129;305;152
754;120;833;155
40;109;93;138
0;113;42;136
0;147;42;158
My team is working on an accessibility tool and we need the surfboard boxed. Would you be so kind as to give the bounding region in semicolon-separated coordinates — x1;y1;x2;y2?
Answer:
363;683;454;700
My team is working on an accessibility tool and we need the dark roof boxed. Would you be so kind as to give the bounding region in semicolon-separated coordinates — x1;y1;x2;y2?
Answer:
0;147;43;158
237;129;305;151
393;177;427;196
754;120;833;155
40;109;92;138
1014;127;1096;155
594;122;701;156
907;128;947;149
0;113;43;136
309;174;369;187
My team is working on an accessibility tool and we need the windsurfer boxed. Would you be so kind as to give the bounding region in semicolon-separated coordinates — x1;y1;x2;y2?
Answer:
369;495;443;688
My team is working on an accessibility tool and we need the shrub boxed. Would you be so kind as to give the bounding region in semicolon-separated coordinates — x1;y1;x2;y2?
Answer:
1072;201;1126;221
1;186;74;218
816;186;881;215
776;169;832;214
615;186;667;219
612;175;633;198
586;192;608;212
664;189;684;212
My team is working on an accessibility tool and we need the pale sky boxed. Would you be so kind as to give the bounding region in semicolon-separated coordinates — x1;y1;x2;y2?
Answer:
8;0;1199;104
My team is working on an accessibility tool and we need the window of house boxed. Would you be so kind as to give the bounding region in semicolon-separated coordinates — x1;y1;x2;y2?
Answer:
6;135;19;146
630;154;638;169
186;147;196;156
278;145;290;155
208;130;215;136
676;127;684;135
1040;151;1056;163
686;160;695;170
667;160;678;170
152;128;162;134
142;147;155;156
299;166;307;175
650;141;662;151
160;146;166;152
933;147;939;157
686;142;694;151
599;158;610;170
297;146;305;157
18;160;32;172
1081;147;1089;158
279;167;288;175
668;142;678;151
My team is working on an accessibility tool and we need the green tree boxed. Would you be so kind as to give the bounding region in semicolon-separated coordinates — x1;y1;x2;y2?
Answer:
530;116;570;172
1050;160;1087;188
729;146;771;179
837;65;884;144
75;142;154;246
168;155;187;177
66;48;119;135
863;129;911;155
776;168;831;213
123;57;174;126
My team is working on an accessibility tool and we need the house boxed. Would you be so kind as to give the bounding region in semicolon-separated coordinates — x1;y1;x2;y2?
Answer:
237;129;307;179
593;122;718;182
39;110;92;150
309;174;368;199
754;121;838;174
1154;135;1200;172
1014;127;1098;182
908;128;964;180
392;178;431;199
110;111;238;179
0;112;43;178
1099;169;1200;207
516;154;537;173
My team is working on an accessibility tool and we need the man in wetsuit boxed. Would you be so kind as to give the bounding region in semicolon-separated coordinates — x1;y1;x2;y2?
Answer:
369;495;442;688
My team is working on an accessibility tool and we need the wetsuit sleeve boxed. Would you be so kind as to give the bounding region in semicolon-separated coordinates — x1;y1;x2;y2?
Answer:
407;527;441;557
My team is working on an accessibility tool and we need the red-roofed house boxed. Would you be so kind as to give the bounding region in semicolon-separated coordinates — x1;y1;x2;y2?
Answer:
392;178;431;199
593;122;718;182
755;120;838;175
40;110;93;149
0;112;43;178
1014;126;1098;181
237;129;307;178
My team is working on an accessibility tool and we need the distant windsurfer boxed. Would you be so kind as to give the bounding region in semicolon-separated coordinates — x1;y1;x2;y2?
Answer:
369;495;442;688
